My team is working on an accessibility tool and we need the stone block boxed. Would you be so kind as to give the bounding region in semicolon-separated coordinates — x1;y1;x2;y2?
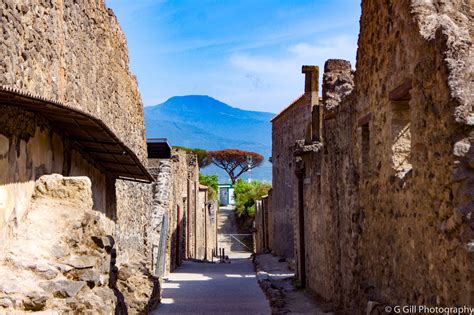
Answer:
40;280;86;298
63;256;97;269
23;291;48;311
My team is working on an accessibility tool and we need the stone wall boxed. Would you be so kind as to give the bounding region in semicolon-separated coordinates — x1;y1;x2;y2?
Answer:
271;95;312;258
269;1;473;313
254;196;270;254
0;106;115;244
0;174;159;314
166;150;216;264
350;1;472;310
299;60;357;307
185;151;200;260
115;155;179;275
196;186;208;260
115;180;153;267
266;189;274;252
0;0;147;163
0;175;117;313
0;0;165;313
115;148;216;276
167;149;190;273
195;187;218;261
206;200;218;260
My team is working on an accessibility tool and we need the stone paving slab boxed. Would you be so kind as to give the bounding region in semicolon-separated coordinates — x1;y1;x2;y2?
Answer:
255;254;334;314
152;258;271;315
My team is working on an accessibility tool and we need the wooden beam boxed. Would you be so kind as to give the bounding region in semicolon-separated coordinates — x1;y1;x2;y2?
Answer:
389;79;412;101
358;112;372;126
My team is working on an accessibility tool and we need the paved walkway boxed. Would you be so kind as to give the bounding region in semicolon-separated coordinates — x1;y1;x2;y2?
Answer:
255;254;333;314
152;206;271;314
153;258;270;314
218;205;253;258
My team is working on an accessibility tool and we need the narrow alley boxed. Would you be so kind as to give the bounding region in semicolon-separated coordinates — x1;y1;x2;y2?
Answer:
1;1;471;314
153;206;271;314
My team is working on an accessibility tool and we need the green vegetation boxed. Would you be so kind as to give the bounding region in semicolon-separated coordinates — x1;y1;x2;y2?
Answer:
234;179;271;217
199;174;218;201
173;146;211;168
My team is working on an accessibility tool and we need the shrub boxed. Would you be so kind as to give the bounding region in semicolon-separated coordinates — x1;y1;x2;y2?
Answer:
199;174;218;201
234;179;271;218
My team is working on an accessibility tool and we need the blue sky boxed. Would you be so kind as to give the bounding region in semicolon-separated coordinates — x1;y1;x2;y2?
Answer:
105;0;361;113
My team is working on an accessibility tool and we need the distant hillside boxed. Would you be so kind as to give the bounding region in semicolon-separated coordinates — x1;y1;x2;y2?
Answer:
144;95;273;182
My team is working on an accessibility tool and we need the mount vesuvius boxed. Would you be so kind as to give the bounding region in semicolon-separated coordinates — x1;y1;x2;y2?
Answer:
144;95;274;182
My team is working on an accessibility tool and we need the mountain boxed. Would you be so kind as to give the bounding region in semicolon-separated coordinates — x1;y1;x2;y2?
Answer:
144;95;274;182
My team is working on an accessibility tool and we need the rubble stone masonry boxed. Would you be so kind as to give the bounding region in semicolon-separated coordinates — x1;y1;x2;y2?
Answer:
270;1;473;313
0;106;116;242
0;0;147;163
350;1;473;310
0;0;147;243
115;149;216;275
271;95;312;258
0;1;213;312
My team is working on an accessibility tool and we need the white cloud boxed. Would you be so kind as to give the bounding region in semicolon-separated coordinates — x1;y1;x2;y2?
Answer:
231;35;356;74
223;35;357;112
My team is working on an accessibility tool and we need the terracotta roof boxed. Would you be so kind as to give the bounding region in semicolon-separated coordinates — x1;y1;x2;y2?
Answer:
270;94;305;122
0;86;153;183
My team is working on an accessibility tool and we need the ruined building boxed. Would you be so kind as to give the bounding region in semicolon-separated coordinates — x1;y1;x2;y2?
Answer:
0;1;217;313
116;145;218;277
262;1;473;313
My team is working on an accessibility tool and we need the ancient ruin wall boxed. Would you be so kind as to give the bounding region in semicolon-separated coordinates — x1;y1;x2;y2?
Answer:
148;158;173;273
195;187;217;261
114;149;207;275
0;0;147;163
167;149;190;273
196;188;207;260
115;158;174;273
0;106;114;243
206;200;218;260
0;174;117;313
271;96;312;258
351;0;473;309
254;196;270;254
297;60;357;305
266;189;274;251
185;151;200;260
288;1;473;311
115;179;153;266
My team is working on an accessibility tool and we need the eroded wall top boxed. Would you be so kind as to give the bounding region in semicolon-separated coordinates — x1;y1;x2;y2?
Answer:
411;0;473;124
0;0;147;163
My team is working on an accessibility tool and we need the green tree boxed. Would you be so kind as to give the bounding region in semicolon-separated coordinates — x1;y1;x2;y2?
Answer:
199;174;218;201
208;149;264;184
233;179;271;217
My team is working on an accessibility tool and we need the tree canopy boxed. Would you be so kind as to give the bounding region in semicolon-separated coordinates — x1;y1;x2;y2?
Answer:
208;149;264;184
